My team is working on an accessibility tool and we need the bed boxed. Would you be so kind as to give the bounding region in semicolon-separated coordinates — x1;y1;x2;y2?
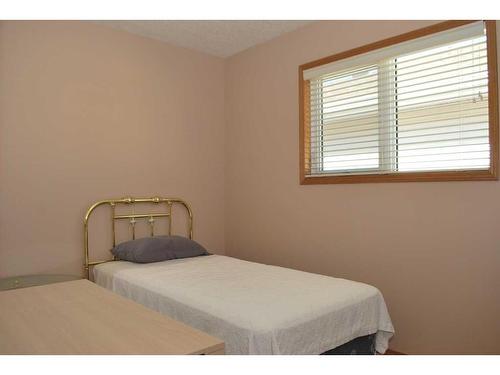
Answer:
85;196;394;355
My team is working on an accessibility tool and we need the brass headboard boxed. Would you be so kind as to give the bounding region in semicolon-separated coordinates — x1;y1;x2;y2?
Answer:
83;196;193;279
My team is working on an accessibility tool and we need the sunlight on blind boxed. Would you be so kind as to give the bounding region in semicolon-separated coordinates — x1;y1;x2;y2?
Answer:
310;66;379;172
396;36;489;171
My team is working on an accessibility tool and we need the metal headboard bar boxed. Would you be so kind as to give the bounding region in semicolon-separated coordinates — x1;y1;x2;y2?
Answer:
83;196;193;279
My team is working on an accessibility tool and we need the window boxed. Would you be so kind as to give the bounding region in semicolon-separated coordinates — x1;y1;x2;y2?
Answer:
299;21;498;184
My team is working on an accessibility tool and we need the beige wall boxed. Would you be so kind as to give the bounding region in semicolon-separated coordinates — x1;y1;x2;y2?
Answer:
0;21;226;278
224;20;500;354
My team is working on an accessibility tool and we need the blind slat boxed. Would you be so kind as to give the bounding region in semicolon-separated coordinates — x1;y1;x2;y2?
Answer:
310;148;490;166
310;37;487;82
311;129;488;152
311;65;488;106
311;134;490;156
310;91;488;122
311;80;488;112
311;139;490;156
310;103;489;131
311;121;489;143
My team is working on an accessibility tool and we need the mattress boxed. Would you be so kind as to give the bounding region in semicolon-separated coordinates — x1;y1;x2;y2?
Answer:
94;255;394;354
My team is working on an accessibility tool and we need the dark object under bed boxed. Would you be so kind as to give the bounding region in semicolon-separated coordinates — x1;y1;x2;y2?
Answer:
321;334;376;355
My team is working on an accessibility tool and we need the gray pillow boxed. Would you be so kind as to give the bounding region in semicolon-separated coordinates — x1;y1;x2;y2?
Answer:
111;235;209;263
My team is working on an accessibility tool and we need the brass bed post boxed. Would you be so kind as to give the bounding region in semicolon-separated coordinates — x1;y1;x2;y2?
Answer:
168;201;172;236
184;200;193;239
111;203;116;248
129;197;136;240
83;196;194;280
149;216;155;236
168;198;193;239
83;200;113;280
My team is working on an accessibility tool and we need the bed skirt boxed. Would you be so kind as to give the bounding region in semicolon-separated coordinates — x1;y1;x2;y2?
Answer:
321;334;376;355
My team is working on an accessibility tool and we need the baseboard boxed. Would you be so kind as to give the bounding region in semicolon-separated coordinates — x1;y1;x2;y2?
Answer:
385;349;406;355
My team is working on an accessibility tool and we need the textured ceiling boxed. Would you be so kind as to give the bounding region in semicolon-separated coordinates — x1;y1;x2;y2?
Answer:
99;21;312;58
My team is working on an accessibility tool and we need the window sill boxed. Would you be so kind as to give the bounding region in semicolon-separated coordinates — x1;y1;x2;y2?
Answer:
300;169;498;184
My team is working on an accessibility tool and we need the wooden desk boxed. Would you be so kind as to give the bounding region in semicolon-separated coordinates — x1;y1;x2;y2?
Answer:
0;279;224;354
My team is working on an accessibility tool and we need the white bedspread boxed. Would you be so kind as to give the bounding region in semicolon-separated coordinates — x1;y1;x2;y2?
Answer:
94;255;394;354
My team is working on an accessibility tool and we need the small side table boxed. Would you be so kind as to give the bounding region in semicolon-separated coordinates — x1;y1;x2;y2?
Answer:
0;274;81;291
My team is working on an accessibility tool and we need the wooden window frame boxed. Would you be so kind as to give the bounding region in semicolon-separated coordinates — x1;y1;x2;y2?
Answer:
299;20;499;184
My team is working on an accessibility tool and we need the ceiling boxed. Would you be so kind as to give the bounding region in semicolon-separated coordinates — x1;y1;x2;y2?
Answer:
99;21;312;58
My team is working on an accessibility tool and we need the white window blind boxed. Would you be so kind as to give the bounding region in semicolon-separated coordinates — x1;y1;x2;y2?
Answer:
304;21;491;177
